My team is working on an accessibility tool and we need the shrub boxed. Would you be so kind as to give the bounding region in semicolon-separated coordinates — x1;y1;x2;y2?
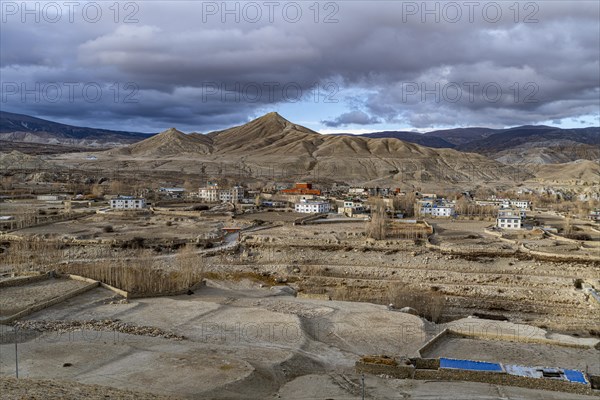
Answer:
103;225;114;233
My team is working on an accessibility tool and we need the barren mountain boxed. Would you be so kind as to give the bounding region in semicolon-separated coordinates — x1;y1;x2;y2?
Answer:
105;112;529;187
351;125;600;164
0;151;50;170
458;126;600;164
336;131;456;148
526;160;600;184
425;127;497;145
108;128;212;156
495;144;600;165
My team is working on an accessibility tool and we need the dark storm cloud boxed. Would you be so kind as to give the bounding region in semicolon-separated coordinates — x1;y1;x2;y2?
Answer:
1;1;598;131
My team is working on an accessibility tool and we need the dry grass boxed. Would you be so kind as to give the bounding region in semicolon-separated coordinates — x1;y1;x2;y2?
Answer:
1;239;63;274
328;284;446;323
386;285;445;323
58;245;204;296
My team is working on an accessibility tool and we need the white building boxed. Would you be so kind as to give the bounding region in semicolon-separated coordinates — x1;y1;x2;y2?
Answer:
418;199;455;217
110;196;146;210
219;186;244;203
199;185;244;203
199;186;219;202
431;205;455;217
338;200;365;216
295;200;331;214
500;199;531;210
348;187;367;195
497;210;522;229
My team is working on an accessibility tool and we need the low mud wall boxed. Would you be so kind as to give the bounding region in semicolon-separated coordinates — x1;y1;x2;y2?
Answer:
413;368;597;396
3;280;99;323
357;358;598;396
520;244;600;262
355;361;414;379
417;328;449;357
0;272;51;288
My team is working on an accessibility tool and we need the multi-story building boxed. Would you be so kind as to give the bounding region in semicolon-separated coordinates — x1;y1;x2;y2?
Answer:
417;199;455;217
431;205;455;217
219;186;244;203
337;200;365;216
496;209;522;229
199;184;244;203
199;186;219;202
295;200;331;214
110;196;146;210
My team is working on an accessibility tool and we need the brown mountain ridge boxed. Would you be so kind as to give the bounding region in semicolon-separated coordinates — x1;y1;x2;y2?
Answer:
102;112;531;186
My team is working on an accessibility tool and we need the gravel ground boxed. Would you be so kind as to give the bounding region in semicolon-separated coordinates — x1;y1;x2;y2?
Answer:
1;377;178;399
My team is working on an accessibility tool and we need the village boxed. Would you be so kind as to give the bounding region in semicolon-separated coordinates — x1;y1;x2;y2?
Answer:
3;179;598;238
1;177;599;398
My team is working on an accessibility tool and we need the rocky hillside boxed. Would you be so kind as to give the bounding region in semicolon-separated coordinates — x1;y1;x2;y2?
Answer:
108;128;212;156
352;125;600;164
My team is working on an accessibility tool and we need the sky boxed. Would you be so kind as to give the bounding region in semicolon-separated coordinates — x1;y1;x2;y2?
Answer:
1;1;599;134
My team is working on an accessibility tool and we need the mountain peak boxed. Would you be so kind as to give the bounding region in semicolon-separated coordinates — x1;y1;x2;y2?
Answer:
160;127;186;136
252;111;290;125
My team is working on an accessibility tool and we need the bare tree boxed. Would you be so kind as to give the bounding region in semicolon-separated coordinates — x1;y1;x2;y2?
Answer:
366;198;388;240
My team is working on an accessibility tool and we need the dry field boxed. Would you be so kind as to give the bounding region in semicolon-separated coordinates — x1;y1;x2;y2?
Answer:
0;280;597;399
0;278;89;317
9;213;227;241
213;220;600;333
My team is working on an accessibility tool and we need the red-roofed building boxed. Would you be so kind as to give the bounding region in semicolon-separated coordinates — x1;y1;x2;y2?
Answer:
280;182;321;196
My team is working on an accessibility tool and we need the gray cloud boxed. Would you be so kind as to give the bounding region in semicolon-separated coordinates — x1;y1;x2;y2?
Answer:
1;1;598;131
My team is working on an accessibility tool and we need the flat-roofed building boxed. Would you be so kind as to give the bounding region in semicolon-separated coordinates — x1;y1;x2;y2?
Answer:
295;200;330;214
496;209;522;229
110;196;146;210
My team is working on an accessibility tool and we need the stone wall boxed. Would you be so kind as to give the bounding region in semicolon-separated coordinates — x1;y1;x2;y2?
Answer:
414;368;597;396
355;361;414;379
356;357;599;397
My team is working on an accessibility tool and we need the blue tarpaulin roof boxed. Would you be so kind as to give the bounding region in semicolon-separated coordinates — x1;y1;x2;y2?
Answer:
440;358;503;372
564;369;588;384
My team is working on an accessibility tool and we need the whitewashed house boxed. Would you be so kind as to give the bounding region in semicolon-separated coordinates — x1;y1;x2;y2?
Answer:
337;200;365;216
496;209;522;229
199;185;244;203
501;199;531;210
431;204;455;217
295;200;331;214
110;196;146;210
418;199;455;217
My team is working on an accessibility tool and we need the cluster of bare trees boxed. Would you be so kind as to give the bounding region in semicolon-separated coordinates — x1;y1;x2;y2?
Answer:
366;199;388;240
59;245;204;296
454;198;497;217
2;239;63;274
330;284;446;323
387;223;429;240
